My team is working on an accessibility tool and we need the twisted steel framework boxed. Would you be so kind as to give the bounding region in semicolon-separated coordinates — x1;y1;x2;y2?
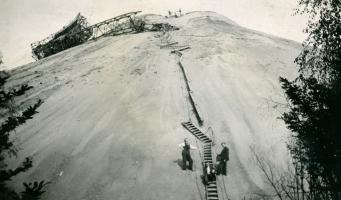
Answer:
31;11;143;60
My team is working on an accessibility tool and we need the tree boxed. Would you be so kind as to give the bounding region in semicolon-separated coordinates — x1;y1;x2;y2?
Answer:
0;69;47;200
280;0;341;199
0;51;3;66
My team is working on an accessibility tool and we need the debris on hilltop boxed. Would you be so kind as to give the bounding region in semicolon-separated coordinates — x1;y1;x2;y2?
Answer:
31;13;92;60
147;23;180;32
31;11;179;60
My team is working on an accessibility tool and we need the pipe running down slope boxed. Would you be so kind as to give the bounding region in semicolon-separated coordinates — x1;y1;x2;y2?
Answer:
172;49;204;126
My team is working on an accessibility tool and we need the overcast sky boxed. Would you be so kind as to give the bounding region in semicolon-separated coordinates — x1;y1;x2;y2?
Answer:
0;0;307;69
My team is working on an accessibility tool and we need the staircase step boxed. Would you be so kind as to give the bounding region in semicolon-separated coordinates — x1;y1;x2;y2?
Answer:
208;185;217;188
207;197;219;200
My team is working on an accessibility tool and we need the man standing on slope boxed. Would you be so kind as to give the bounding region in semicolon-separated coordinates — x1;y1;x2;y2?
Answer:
217;142;229;176
179;138;198;171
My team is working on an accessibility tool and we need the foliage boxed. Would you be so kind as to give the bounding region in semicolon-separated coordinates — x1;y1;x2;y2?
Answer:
21;181;49;200
280;0;341;199
0;71;46;200
0;51;3;66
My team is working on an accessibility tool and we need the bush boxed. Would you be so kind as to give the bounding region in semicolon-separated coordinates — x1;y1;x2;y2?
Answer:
0;70;47;200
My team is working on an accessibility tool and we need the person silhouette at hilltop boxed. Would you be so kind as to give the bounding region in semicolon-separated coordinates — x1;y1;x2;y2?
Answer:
216;142;229;176
179;138;197;171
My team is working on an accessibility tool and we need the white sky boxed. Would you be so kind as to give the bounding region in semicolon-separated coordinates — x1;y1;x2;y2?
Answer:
0;0;307;69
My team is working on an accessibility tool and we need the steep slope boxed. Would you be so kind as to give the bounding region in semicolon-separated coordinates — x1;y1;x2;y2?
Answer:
5;11;301;200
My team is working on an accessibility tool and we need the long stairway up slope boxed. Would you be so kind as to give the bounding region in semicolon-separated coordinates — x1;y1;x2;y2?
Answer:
182;121;219;200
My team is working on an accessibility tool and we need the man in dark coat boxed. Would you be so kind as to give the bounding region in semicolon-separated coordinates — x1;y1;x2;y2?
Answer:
217;142;229;175
179;139;197;170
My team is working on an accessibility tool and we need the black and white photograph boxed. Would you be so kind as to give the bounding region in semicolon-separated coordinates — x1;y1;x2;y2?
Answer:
0;0;340;199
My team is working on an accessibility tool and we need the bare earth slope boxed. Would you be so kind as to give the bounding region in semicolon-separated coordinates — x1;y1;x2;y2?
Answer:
6;11;301;200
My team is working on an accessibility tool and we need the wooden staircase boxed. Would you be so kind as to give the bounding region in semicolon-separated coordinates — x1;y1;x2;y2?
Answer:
182;122;211;143
181;121;219;200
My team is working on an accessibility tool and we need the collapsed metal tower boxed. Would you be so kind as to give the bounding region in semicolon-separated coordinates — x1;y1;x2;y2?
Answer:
31;11;144;60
